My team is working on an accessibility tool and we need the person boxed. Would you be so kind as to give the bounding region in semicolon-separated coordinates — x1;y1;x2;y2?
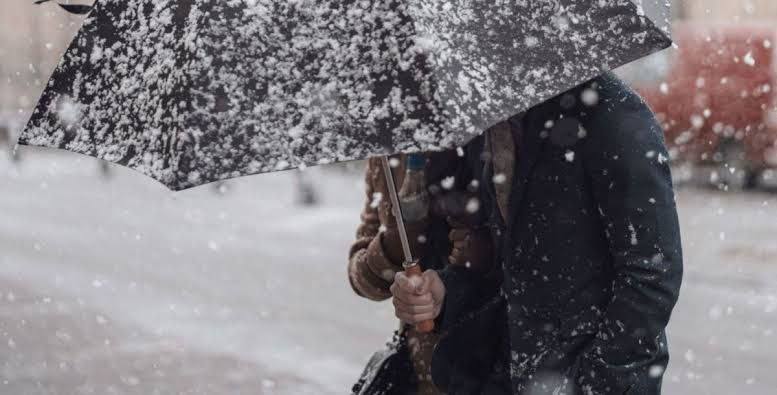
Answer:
391;72;684;394
348;152;494;395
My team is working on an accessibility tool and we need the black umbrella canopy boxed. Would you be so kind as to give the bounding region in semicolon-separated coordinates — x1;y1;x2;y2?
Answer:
19;0;671;190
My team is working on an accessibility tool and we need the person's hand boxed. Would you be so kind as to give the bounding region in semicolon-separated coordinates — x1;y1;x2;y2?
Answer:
448;226;493;273
390;269;445;325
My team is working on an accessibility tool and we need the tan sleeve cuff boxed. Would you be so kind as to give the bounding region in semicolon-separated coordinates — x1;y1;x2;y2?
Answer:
348;249;393;301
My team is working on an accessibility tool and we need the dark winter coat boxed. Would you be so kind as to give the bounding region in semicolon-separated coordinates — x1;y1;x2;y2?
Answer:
431;73;684;395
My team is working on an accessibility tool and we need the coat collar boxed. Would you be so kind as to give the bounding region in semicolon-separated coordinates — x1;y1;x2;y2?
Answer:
504;110;547;232
502;75;599;232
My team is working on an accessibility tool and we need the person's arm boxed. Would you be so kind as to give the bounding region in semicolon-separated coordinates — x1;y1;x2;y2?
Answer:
395;138;498;332
347;157;428;301
578;88;683;392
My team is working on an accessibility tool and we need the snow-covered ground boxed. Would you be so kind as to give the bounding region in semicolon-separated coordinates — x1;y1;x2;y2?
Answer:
1;149;775;394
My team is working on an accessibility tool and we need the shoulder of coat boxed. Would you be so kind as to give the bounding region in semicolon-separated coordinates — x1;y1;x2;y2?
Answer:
579;77;665;151
594;72;651;114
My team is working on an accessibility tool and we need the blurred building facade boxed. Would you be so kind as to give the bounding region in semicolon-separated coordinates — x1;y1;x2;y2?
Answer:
676;0;777;20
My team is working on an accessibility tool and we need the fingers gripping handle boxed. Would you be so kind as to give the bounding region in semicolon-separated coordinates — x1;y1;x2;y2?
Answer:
404;262;435;333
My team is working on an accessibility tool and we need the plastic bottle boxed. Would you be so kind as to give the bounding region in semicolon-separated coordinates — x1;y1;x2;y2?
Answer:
398;154;429;223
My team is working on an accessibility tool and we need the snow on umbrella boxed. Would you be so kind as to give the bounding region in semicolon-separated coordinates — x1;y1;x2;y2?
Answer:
19;0;671;191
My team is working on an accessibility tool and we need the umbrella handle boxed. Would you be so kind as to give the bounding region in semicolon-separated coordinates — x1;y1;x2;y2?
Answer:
404;262;435;333
381;156;434;333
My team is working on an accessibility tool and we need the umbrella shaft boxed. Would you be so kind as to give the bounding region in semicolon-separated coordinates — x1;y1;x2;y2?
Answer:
381;156;414;264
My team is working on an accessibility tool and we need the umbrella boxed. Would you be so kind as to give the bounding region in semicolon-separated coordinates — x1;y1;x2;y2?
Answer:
21;0;672;336
19;0;672;191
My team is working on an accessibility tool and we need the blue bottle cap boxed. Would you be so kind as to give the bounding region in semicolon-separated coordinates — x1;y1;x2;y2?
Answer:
406;154;426;170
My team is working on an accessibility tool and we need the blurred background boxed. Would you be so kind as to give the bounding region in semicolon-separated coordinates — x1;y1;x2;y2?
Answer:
1;1;776;394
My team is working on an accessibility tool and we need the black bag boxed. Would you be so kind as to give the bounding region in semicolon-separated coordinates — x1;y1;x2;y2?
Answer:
352;329;418;395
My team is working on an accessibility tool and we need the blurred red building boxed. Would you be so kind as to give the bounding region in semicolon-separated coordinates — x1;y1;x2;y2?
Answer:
634;22;777;186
